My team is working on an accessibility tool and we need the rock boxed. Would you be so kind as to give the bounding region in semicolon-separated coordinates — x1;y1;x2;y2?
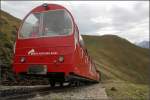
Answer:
110;87;117;91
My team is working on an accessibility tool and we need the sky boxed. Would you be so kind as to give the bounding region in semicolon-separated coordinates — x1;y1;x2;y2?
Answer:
1;1;149;43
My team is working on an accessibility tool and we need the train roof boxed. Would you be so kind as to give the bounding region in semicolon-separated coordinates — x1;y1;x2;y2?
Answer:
31;3;68;13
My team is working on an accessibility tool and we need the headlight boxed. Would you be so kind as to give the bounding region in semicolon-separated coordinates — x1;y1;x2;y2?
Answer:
58;56;64;63
20;57;26;63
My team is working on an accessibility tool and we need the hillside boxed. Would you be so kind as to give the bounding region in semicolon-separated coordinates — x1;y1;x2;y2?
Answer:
83;35;150;99
0;10;20;35
83;35;150;84
0;10;21;64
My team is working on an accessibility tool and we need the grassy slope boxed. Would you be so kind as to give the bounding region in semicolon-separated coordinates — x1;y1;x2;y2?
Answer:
0;10;21;64
0;10;20;35
104;82;149;100
83;35;150;99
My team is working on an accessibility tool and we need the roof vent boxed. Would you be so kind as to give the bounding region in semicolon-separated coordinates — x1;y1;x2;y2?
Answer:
43;3;49;10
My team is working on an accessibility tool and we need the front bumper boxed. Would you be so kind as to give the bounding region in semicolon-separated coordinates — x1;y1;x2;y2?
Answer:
13;63;73;76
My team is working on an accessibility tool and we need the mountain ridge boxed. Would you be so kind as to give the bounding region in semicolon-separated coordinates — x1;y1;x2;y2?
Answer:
136;40;149;49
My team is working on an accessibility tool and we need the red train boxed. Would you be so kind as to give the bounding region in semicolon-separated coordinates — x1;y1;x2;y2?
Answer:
13;3;101;87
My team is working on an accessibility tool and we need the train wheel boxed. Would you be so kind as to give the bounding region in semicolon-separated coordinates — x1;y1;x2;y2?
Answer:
50;81;56;87
74;81;80;87
60;82;63;87
68;81;73;86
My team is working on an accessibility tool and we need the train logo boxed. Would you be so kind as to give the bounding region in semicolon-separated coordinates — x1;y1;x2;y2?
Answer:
28;49;35;55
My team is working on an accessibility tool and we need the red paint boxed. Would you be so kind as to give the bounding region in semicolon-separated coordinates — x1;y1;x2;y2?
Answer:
13;4;100;82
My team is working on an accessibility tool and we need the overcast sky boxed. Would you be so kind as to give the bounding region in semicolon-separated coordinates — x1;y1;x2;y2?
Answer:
1;1;149;43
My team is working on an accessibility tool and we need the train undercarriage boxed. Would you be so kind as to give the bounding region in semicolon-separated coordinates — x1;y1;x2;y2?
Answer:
16;72;100;87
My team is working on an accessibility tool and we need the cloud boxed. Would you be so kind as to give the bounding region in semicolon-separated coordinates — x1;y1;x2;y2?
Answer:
1;1;149;43
111;2;148;31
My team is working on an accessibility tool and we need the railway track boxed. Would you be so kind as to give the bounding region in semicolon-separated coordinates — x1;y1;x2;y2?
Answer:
0;83;108;100
0;85;74;100
0;83;83;100
0;85;50;100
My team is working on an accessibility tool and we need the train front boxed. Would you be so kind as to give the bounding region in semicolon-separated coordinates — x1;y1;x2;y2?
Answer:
13;4;75;83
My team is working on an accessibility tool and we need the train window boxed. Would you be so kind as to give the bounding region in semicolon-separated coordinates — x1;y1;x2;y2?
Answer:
79;35;85;47
42;10;72;36
20;13;41;38
19;10;72;38
74;25;79;44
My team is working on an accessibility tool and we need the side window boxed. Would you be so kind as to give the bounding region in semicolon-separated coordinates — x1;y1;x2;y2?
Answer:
91;61;97;73
79;35;85;48
20;13;41;38
74;26;79;44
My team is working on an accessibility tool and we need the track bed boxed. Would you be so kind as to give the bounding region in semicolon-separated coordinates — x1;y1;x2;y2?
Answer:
0;83;108;100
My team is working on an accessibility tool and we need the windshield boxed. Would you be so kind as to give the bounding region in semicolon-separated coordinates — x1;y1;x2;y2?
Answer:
19;10;73;38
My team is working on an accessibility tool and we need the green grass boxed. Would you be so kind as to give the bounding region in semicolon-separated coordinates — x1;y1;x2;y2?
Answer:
0;10;20;36
104;81;149;100
0;10;21;64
